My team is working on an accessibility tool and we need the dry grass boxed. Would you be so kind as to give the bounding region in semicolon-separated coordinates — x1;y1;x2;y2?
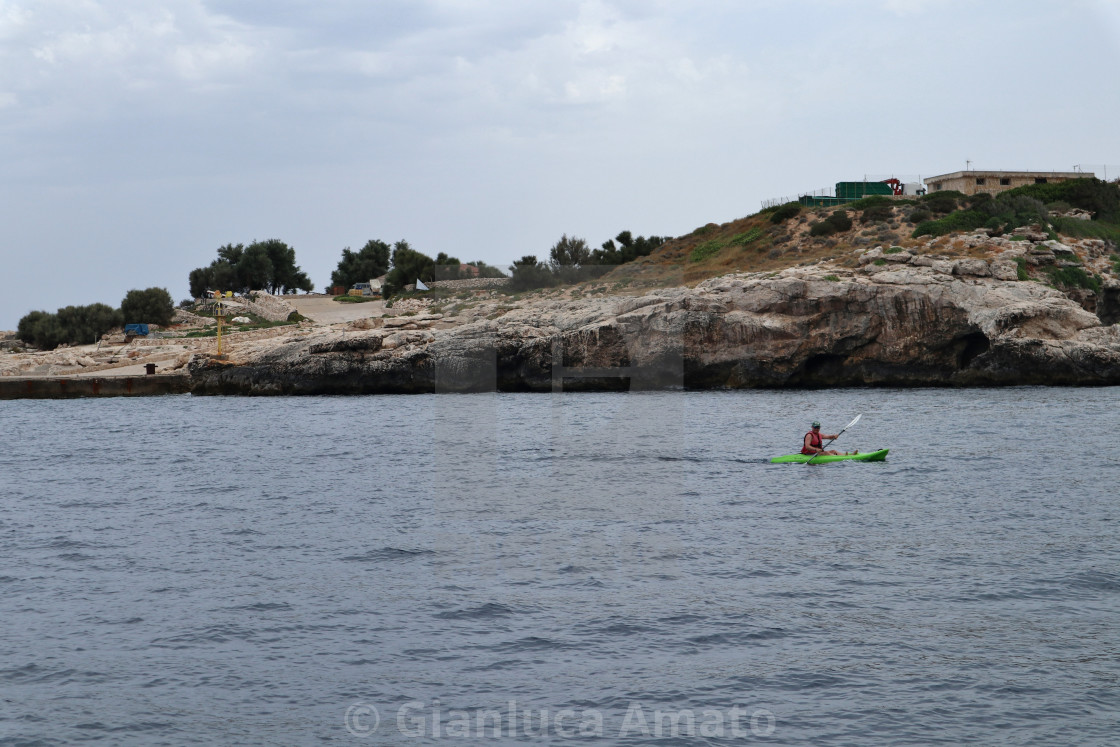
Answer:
568;202;1059;292
607;204;936;285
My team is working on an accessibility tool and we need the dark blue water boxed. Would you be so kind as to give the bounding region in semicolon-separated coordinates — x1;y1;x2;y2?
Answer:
2;389;1118;745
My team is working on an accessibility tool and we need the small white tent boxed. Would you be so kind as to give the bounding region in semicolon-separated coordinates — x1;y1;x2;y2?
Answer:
415;279;430;291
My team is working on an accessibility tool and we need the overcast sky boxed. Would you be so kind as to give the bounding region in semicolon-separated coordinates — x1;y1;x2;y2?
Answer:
2;0;1119;328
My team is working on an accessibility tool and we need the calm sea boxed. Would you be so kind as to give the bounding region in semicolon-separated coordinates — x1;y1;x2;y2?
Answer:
1;389;1118;745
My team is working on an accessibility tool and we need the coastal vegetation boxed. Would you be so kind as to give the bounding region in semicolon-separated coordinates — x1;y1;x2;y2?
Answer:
809;210;854;237
689;227;765;262
1043;265;1102;293
16;286;176;350
188;239;313;298
382;241;436;296
329;240;507;297
330;240;391;290
177;309;300;337
120;287;174;327
507;230;666;291
911;179;1120;239
767;203;801;223
17;304;122;350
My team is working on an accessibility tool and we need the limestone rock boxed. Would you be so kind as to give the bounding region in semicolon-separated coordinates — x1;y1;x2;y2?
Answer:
858;248;883;265
990;260;1020;282
953;259;990;277
188;268;1120;394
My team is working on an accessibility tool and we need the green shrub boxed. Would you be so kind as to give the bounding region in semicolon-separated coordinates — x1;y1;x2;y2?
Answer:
967;192;994;208
17;303;123;349
911;209;987;237
16;310;59;350
912;193;1051;239
1045;265;1101;292
885;246;903;254
920;189;966;202
873;258;887;266
826;210;853;232
846;195;893;210
768;203;801;224
823;274;840;282
859;204;893;223
991;195;1050;230
1015;257;1030;280
120;287;174;326
690;239;726;262
922;195;958;214
908;209;932;224
1050;216;1120;243
729;227;766;246
809;221;835;237
1006;177;1120;223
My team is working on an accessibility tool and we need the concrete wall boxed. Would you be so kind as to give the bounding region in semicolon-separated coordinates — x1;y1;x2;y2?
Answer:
925;171;1091;196
428;277;511;290
0;374;190;400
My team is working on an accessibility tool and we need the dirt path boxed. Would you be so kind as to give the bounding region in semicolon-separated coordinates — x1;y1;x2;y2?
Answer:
285;296;385;324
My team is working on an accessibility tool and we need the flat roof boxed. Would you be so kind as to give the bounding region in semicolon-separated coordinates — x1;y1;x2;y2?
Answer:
924;170;1092;182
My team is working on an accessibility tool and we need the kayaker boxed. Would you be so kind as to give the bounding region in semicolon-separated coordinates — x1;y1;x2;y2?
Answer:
802;421;844;456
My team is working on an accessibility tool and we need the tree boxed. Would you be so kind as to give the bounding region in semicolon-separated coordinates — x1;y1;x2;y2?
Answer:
468;261;508;279
626;233;665;261
16;310;62;350
591;238;621;265
188;259;237;298
434;252;463;280
549;234;591;266
258;239;313;294
508;255;556;291
17;304;122;349
188;239;313;298
330;239;391;290
236;242;275;292
121;287;175;326
55;304;122;346
383;240;435;296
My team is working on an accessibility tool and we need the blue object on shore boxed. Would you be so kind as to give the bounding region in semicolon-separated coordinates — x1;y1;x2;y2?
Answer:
124;323;149;336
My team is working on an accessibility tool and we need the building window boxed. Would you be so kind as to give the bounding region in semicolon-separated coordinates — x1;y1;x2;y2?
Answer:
1035;177;1048;184
975;178;986;185
933;182;942;191
1000;178;1011;186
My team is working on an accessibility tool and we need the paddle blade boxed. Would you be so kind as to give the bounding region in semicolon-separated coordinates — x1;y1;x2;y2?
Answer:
844;413;862;431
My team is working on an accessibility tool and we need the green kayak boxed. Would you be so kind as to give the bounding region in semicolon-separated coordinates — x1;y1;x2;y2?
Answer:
770;449;889;464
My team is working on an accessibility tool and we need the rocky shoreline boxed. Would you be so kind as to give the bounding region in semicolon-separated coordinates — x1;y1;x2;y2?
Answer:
7;229;1120;397
188;243;1120;394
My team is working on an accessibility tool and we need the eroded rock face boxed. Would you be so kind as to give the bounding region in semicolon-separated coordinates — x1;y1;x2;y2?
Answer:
188;269;1120;394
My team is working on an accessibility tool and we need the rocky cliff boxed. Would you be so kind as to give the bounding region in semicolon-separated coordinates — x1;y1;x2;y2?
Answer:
188;242;1120;394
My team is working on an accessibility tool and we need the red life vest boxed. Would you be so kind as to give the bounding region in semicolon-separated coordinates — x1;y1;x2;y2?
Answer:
802;430;823;454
